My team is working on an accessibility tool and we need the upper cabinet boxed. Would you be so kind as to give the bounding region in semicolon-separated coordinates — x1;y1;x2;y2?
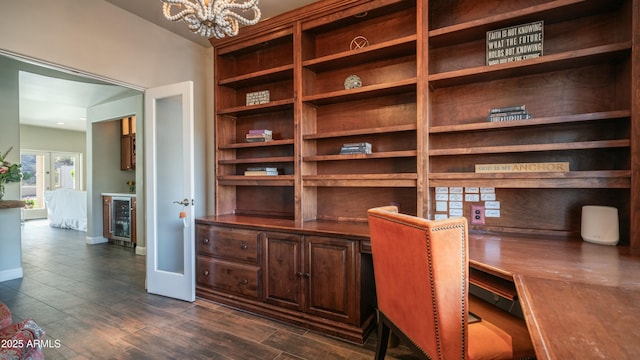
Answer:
120;116;136;171
210;0;639;252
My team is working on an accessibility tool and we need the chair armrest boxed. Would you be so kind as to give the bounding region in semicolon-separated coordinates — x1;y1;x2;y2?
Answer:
0;319;46;360
0;304;10;329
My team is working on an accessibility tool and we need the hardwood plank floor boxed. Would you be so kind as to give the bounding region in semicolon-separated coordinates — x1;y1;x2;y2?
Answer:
0;220;417;359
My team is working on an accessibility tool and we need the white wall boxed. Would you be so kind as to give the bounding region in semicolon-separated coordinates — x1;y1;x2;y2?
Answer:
0;56;23;281
0;0;212;90
0;0;214;256
88;95;145;251
20;125;86;152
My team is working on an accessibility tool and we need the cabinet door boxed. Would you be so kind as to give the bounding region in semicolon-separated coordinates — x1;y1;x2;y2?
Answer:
263;232;303;311
304;236;357;324
102;196;112;239
120;135;134;170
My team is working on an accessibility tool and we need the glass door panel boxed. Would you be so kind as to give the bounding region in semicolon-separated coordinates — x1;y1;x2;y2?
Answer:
20;152;47;210
52;153;78;190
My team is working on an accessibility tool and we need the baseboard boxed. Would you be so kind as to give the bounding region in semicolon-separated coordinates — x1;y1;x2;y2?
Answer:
135;246;147;256
85;236;108;245
0;267;23;282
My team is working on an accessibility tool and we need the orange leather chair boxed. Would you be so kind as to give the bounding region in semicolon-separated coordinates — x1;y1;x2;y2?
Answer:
368;206;532;360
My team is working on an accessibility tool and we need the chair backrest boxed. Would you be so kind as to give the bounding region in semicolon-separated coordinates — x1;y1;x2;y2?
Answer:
368;206;470;360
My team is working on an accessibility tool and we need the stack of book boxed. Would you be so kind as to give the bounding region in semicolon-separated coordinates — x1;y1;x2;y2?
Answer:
487;105;532;122
244;167;278;176
245;129;273;142
340;142;372;154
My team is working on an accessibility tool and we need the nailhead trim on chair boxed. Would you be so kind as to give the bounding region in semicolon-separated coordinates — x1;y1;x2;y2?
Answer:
431;223;468;360
424;232;441;359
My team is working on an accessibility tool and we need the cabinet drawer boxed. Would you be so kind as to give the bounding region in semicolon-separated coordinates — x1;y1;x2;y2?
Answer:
196;225;260;263
197;256;261;299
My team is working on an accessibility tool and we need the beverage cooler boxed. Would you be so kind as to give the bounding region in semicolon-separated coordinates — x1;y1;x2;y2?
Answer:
111;197;132;241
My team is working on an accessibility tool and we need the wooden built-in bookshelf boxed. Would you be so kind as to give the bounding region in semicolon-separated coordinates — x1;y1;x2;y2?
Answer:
202;0;639;344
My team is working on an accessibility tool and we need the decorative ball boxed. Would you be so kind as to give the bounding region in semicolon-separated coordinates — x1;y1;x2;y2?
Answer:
344;75;362;90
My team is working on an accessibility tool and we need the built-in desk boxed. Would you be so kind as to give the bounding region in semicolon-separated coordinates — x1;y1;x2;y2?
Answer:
468;234;640;359
196;216;640;355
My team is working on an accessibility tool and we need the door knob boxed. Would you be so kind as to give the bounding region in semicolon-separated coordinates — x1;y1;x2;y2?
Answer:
173;198;193;206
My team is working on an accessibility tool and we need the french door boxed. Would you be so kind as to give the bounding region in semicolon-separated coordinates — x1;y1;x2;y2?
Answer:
20;150;81;220
145;81;195;302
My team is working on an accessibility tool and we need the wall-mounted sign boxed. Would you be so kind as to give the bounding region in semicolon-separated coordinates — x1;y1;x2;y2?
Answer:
486;21;543;65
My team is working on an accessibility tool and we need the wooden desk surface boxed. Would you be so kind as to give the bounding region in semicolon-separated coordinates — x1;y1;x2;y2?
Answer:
469;233;640;359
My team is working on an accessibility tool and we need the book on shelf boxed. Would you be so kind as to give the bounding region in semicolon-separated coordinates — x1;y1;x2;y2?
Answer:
340;142;372;154
245;135;273;142
487;111;532;122
247;167;278;171
245;129;273;142
487;105;532;122
244;167;279;176
489;105;526;114
248;129;272;135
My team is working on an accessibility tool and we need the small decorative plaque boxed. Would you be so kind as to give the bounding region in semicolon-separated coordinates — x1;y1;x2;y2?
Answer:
486;21;544;66
246;90;270;106
475;162;569;173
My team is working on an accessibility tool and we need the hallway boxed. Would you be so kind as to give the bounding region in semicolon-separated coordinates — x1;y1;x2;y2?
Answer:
0;220;415;359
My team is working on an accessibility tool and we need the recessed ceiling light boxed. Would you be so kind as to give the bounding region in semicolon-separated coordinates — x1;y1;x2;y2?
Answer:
57;122;65;125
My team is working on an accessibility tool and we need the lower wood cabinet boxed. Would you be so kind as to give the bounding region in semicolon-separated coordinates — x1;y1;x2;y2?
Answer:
196;225;262;299
263;232;302;310
197;256;261;299
195;222;376;343
303;235;357;324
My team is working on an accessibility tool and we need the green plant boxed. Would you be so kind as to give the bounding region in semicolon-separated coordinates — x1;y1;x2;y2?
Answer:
0;147;23;184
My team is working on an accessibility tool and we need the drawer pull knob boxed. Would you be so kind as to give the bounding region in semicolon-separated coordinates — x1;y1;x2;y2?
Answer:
296;272;303;277
202;238;209;244
241;279;249;285
241;243;248;250
203;270;209;276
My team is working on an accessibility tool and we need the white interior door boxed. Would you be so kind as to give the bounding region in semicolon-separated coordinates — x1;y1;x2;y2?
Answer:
145;81;195;302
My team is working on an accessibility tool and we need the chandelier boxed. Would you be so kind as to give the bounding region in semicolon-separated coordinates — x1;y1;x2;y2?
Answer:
161;0;261;39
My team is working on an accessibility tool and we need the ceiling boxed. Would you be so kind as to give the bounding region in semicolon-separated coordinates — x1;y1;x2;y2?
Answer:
19;71;140;132
19;0;319;132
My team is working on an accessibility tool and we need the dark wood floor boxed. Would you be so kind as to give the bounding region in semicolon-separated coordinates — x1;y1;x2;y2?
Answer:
0;220;417;359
